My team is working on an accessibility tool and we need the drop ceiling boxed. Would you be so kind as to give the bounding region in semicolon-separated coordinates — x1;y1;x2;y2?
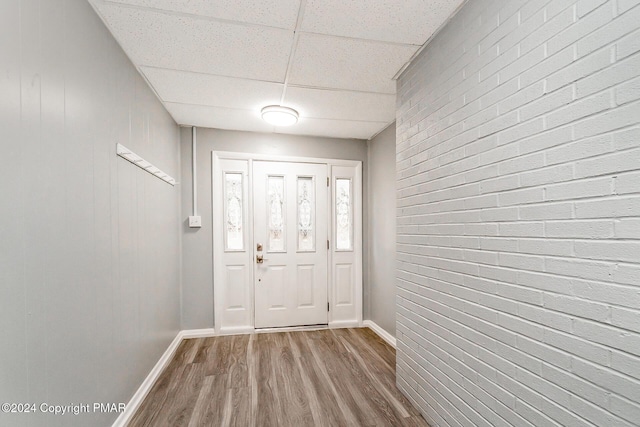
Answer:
89;0;464;140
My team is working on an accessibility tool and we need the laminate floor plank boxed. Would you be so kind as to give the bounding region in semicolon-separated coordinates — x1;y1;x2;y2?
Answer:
227;387;251;427
188;374;228;427
338;334;412;420
192;337;216;364
246;334;258;427
307;331;379;425
255;335;282;427
334;339;404;426
128;364;187;427
227;334;250;389
130;328;431;427
165;363;205;427
353;327;397;368
286;331;309;358
281;332;341;425
273;339;315;426
340;328;421;417
205;335;233;376
297;352;347;426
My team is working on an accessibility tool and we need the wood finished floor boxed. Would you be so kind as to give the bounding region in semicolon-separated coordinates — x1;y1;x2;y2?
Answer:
129;328;429;427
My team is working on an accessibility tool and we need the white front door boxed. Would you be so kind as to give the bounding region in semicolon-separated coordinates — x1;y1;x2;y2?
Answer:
252;161;328;328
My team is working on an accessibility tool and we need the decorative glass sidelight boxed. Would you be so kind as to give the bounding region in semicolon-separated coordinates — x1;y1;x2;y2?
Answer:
297;177;315;251
268;176;285;251
336;178;352;251
225;172;243;250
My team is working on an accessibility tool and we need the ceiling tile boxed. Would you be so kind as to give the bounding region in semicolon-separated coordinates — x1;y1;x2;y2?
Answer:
276;117;390;140
94;3;293;81
283;87;395;122
289;33;417;94
103;0;301;29
90;0;464;140
164;103;275;133
141;67;283;110
301;0;464;45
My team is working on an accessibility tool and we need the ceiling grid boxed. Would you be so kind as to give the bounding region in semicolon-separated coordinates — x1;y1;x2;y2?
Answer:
90;0;464;139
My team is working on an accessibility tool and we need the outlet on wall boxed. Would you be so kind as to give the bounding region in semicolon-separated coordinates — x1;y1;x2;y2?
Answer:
188;216;202;228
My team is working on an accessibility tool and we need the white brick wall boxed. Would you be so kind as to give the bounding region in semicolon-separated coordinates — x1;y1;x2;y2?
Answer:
395;0;640;426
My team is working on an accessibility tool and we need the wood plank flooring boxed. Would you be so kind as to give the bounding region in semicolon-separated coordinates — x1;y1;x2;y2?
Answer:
129;328;430;427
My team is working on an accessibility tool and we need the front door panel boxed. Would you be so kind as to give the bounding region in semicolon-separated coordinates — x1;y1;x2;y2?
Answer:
253;161;328;328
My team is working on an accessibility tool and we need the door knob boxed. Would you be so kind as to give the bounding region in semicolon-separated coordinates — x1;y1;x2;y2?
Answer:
256;254;267;264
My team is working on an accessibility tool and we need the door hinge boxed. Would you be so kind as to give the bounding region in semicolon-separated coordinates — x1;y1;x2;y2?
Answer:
327;240;330;250
327;302;330;312
327;177;329;187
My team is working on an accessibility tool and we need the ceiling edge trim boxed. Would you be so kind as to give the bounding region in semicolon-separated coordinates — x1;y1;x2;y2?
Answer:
392;0;470;81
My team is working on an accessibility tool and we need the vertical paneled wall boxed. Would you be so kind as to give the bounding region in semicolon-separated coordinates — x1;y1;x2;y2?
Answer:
396;0;640;426
0;1;181;426
367;123;397;336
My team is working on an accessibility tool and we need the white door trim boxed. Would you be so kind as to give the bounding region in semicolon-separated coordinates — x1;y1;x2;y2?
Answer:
212;151;363;334
213;151;362;167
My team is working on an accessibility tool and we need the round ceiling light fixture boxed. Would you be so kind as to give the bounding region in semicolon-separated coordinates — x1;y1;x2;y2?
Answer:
261;105;299;126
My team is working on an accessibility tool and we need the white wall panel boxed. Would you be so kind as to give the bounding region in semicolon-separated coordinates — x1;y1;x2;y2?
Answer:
367;123;397;337
0;1;181;425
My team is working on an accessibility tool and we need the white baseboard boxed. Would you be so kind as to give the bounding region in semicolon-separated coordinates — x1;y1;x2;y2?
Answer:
363;320;396;348
112;331;184;427
181;328;217;339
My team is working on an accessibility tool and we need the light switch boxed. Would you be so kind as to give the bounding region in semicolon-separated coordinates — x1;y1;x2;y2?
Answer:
188;216;202;228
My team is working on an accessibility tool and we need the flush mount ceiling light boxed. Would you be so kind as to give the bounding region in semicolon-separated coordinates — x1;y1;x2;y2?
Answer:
261;105;299;126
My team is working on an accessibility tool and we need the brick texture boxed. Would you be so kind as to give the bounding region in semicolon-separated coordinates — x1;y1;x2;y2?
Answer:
395;1;640;426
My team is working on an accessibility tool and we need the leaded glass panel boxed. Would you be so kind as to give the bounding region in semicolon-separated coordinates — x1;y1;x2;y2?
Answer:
225;172;243;250
297;177;315;251
336;178;352;250
268;176;285;251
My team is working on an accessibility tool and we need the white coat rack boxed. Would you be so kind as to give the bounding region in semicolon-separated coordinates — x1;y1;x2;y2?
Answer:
116;143;176;186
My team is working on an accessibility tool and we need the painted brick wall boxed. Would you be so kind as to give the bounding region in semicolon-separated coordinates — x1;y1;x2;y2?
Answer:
395;1;640;426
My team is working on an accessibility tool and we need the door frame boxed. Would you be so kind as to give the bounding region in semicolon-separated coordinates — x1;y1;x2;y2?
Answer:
212;151;363;334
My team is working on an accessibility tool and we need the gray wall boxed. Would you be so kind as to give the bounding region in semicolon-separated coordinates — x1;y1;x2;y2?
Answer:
0;1;181;426
180;127;368;329
396;0;640;426
367;123;397;336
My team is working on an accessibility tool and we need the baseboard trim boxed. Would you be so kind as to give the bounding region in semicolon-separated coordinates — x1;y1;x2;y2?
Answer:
112;331;184;427
363;320;396;348
181;328;217;339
